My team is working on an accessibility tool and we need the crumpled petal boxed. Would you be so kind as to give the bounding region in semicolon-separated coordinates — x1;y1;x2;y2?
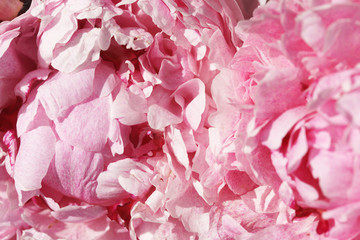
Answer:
96;158;152;199
52;28;102;73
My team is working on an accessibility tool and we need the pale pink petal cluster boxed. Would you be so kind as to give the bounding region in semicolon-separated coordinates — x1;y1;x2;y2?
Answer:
238;0;360;239
0;0;359;239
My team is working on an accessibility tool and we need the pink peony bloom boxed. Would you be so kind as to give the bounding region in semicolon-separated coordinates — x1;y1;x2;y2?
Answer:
0;0;345;239
259;69;360;239
236;0;360;238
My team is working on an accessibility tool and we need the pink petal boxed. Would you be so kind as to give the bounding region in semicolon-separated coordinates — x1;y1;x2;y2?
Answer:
14;126;56;192
97;158;152;199
0;45;33;109
247;216;319;240
173;78;206;130
14;69;52;102
37;8;77;68
208;29;234;68
38;68;95;120
20;229;55;240
310;150;353;199
322;202;360;239
158;59;187;91
0;27;19;57
112;85;147;125
51;29;101;73
166;185;210;234
165;126;191;179
324;19;360;66
0;0;23;21
116;159;153;197
51;205;107;223
96;163;131;204
225;170;257;196
44;141;104;203
247;145;282;190
337;91;360;126
22;206;129;239
93;61;121;97
294;177;319;203
107;119;125;156
147;87;182;130
17;93;50;137
254;68;306;119
241;186;281;214
147;103;182;130
287;126;308;173
262;107;308;150
137;0;176;35
55;96;110;151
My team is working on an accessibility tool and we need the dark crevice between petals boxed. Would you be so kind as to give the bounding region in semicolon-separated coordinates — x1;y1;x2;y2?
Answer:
18;0;32;16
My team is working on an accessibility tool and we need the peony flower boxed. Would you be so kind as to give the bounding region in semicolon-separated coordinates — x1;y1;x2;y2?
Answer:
0;0;343;239
258;69;360;239
236;0;360;238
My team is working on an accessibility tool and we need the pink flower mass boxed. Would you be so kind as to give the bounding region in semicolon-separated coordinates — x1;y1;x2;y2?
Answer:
1;0;360;239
